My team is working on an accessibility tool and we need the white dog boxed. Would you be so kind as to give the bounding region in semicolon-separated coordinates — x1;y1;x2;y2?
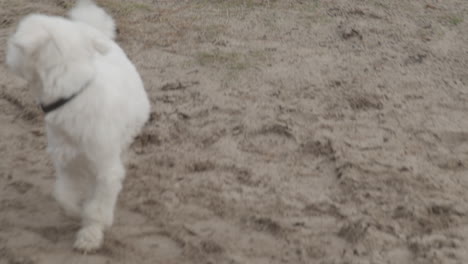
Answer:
5;0;150;251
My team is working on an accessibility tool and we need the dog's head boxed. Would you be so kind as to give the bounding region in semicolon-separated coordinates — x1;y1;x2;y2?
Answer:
6;14;110;83
5;15;45;81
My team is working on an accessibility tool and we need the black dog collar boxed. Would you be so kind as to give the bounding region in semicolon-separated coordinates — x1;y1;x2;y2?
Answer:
40;79;92;114
40;94;79;114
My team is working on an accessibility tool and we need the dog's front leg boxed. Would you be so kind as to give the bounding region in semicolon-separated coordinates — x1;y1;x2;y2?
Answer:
74;157;124;252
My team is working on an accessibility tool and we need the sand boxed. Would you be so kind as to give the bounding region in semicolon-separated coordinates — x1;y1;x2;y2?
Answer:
1;0;468;263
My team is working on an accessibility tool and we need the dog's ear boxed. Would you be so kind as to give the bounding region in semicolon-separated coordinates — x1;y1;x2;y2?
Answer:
6;20;51;80
11;26;50;55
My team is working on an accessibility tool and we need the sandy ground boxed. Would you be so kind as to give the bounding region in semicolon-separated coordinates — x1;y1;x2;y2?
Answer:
1;0;468;263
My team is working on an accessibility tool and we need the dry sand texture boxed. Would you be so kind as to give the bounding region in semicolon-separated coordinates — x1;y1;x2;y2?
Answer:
1;0;468;263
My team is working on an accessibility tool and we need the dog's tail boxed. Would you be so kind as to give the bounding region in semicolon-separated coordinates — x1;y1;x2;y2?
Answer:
68;0;116;40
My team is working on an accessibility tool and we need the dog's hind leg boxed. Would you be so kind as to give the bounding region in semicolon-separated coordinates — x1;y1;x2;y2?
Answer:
54;168;82;219
74;155;124;252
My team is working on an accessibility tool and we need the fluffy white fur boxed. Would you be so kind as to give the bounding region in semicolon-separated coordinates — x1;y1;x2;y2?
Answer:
68;0;116;40
5;0;150;251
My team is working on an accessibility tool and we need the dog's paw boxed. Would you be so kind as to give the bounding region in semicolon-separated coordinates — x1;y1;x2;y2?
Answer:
74;225;103;252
